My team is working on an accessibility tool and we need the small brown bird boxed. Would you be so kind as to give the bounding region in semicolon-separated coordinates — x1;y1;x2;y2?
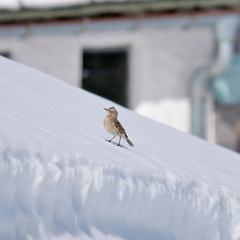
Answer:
104;106;134;147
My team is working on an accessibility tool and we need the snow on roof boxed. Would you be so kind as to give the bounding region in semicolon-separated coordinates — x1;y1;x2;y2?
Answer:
21;0;90;9
0;56;240;240
0;0;20;10
0;0;117;10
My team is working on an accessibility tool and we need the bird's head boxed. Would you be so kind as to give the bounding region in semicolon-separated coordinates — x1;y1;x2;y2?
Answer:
104;106;118;116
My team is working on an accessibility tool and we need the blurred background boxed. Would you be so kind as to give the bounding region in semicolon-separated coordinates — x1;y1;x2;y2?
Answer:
1;0;240;153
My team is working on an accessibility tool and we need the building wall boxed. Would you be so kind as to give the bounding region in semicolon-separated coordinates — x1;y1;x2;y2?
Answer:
0;22;215;120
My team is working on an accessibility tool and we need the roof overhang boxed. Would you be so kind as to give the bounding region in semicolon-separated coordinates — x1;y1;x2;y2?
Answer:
0;0;239;24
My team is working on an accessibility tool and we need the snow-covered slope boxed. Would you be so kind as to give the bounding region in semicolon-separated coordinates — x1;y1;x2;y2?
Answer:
0;56;240;240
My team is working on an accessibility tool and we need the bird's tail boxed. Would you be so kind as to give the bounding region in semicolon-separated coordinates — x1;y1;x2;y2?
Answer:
127;138;134;147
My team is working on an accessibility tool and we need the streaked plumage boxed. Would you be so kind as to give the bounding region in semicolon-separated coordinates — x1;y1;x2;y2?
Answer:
104;106;134;147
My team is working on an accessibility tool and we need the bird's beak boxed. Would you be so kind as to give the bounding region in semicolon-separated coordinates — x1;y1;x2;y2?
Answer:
104;108;108;111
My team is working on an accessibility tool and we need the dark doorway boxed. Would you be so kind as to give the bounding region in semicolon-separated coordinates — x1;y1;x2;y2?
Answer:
82;48;128;107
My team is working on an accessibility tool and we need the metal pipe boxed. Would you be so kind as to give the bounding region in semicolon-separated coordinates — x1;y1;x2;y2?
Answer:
191;16;239;139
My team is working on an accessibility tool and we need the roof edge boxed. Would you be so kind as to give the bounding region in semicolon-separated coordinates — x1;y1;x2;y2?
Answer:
0;0;239;24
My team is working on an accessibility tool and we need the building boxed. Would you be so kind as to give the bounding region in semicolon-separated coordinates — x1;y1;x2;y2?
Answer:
1;0;240;152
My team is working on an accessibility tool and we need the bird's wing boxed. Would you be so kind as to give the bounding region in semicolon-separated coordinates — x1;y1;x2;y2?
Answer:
114;120;126;135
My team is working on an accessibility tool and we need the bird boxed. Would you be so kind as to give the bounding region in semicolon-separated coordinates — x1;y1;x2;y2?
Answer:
103;106;134;147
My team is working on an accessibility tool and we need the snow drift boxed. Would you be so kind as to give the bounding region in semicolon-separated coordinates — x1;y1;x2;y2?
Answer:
0;56;240;240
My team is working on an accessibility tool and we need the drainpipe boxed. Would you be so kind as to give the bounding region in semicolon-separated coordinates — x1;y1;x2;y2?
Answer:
191;16;239;139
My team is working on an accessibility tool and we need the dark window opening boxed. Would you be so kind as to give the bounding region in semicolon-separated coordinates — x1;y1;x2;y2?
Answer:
82;48;128;107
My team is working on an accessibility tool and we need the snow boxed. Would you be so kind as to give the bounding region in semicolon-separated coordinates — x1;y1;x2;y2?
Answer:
0;56;240;240
0;0;146;10
21;0;90;9
135;98;190;133
0;0;20;10
0;0;126;10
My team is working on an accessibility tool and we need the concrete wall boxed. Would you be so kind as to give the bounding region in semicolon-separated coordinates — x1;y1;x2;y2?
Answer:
0;22;215;109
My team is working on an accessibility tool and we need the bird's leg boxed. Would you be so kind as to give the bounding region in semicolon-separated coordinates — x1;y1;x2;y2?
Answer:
106;136;115;142
117;136;122;146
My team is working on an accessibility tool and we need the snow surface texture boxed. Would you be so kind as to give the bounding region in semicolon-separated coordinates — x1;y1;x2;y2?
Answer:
0;56;240;240
135;99;190;133
0;0;124;10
